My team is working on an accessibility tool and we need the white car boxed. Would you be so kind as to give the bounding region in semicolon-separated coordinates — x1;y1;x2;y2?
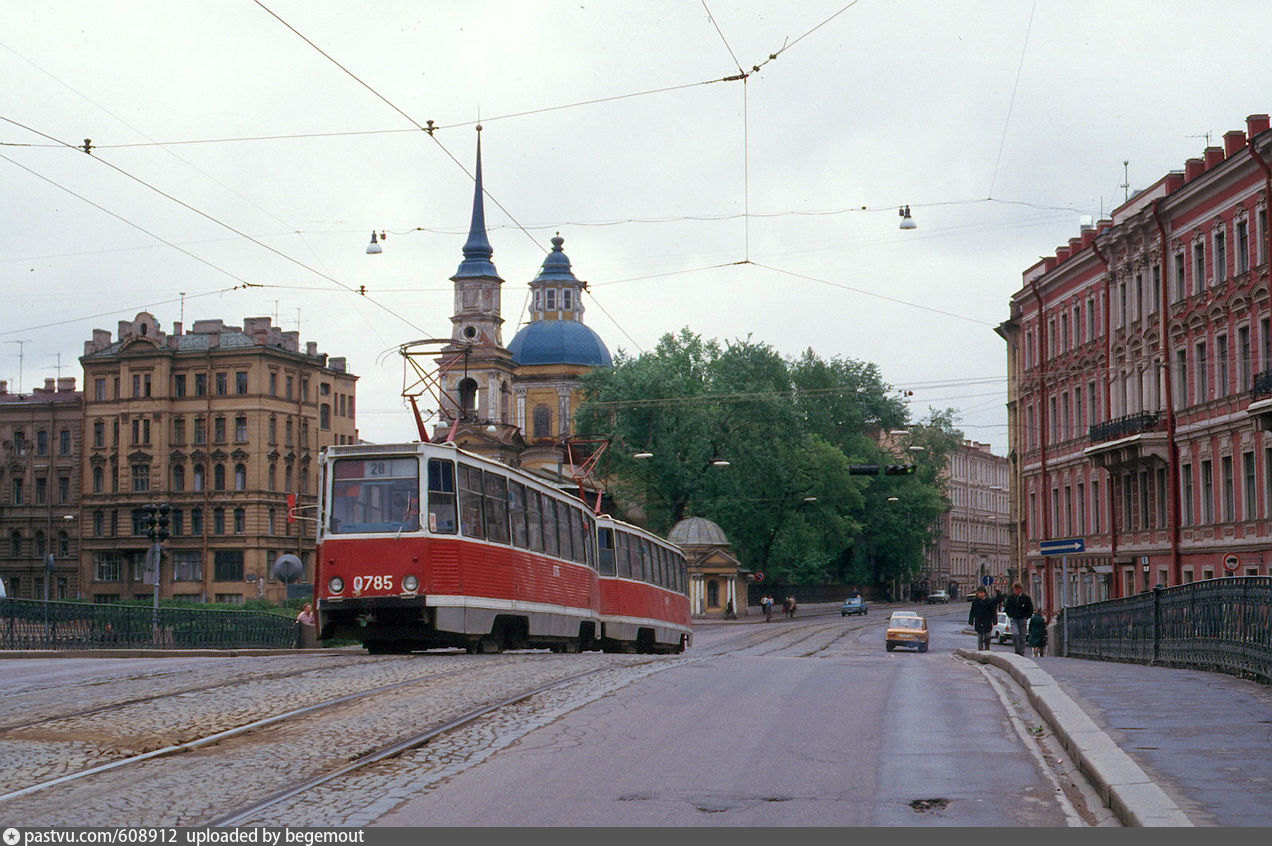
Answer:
991;611;1012;643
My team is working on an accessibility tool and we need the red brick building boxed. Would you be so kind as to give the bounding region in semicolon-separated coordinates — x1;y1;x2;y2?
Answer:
1000;113;1272;614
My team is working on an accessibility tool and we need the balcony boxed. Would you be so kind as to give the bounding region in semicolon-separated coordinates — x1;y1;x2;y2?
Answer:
1084;412;1168;469
1247;369;1272;431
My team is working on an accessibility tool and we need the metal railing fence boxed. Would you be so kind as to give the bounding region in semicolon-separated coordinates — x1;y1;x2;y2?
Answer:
1057;577;1272;684
0;598;300;650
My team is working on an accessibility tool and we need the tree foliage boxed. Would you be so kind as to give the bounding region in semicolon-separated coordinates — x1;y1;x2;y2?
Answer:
575;329;963;589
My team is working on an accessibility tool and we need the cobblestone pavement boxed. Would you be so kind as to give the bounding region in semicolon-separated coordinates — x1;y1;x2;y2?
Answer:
0;652;659;825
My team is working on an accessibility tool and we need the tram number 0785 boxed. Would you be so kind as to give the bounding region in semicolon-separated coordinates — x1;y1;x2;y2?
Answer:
353;574;395;593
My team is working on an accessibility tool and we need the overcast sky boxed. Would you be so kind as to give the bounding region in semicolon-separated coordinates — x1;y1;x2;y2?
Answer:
5;0;1272;457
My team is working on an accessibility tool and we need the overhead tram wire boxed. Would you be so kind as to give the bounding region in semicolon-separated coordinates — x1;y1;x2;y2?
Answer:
0;115;429;336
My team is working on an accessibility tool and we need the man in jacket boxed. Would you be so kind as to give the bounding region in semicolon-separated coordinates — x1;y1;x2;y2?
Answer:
967;587;1000;650
1003;581;1034;655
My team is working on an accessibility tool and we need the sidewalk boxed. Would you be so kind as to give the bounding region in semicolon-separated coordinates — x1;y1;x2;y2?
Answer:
960;647;1272;827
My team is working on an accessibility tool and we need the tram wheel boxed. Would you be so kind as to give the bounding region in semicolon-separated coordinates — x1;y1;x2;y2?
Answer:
477;635;504;654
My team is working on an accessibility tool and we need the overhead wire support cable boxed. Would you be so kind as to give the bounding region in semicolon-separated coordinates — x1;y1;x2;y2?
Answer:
0;114;429;335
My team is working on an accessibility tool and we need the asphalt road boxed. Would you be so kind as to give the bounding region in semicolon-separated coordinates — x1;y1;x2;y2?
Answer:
378;606;1080;826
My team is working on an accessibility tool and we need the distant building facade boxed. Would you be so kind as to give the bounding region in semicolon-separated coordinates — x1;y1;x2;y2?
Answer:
999;113;1272;615
78;314;357;604
928;440;1010;599
0;378;82;599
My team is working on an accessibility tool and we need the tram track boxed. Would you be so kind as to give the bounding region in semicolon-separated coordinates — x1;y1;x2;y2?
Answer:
0;654;376;733
0;653;675;826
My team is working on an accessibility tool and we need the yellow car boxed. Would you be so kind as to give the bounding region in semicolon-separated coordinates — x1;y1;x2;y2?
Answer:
885;613;929;652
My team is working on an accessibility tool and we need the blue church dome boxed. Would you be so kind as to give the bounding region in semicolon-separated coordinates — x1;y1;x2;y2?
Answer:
508;320;613;367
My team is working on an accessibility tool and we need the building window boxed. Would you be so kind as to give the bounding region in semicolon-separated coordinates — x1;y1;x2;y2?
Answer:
319;404;331;430
1243;452;1257;521
9;530;21;557
268;463;277;491
12;478;24;505
93;510;104;536
233;507;245;534
1194;241;1206;293
93;421;105;448
546;289;556;310
36;430;48;456
268;416;277;444
268;508;276;535
13;430;26;455
235;415;248;443
58;476;69;504
234;463;246;491
193;464;205;491
216;372;228;395
58;532;69;558
173;373;186;398
213;507;226;534
269;372;278;396
35;476;46;505
191;508;203;535
1222;456;1235;522
1174;253;1186;301
236;371;248;394
1201;459;1214;523
1237;219;1250;274
94;552;122;582
173;550;202;581
1217;335;1229;397
132;464;149;493
194;417;207;445
533;405;551;438
195;373;207;396
213;417;227;444
214;549;243;581
95;378;107;401
214;464;226;491
1195;342;1208;402
1215;229;1227;283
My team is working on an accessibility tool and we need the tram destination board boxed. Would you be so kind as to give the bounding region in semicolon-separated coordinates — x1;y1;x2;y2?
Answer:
1039;537;1085;555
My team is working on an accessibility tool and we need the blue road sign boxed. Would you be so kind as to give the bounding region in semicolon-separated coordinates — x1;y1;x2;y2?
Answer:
981;575;994;587
1040;537;1085;555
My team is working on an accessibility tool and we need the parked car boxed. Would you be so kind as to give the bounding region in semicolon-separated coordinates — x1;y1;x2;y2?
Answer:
927;590;950;604
991;611;1012;644
885;614;929;652
840;596;869;616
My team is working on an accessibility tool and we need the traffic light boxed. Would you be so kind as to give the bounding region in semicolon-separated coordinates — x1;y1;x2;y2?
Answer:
142;503;158;540
156;503;171;541
885;464;916;475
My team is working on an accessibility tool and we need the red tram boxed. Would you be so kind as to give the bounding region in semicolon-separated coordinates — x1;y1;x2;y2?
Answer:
314;442;691;655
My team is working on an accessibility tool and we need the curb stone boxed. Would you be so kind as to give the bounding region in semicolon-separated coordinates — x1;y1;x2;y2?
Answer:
957;648;1193;827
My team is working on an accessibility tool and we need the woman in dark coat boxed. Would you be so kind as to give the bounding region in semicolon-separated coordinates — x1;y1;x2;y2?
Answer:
968;587;1000;651
1027;611;1048;656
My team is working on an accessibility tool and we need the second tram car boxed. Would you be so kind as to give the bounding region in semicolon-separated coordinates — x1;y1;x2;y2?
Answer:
314;442;691;654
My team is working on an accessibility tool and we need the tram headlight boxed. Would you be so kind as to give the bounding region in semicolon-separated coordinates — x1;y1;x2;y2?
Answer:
328;576;345;594
403;574;419;592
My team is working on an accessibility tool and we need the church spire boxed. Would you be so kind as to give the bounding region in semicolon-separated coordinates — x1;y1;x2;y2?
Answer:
453;126;500;280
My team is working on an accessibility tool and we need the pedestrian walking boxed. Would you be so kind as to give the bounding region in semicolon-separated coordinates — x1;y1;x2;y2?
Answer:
1027;610;1048;657
968;587;999;651
762;594;773;622
1003;581;1034;656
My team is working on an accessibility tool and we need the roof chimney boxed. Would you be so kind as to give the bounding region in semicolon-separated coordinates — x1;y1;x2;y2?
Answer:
1204;146;1225;169
1248;114;1271;137
1224;130;1247;158
1184;157;1205;181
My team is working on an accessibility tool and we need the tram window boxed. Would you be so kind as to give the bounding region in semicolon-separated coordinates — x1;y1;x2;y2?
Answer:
557;502;575;562
507;481;529;548
329;457;420;534
598;527;616;575
568;507;588;565
459;464;485;539
640;539;653;582
427;459;457;534
484;472;509;545
541;498;559;557
613;532;629;578
526;489;544;552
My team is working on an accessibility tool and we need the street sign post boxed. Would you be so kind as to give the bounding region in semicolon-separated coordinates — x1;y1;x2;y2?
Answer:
981;575;994;587
1039;538;1085;658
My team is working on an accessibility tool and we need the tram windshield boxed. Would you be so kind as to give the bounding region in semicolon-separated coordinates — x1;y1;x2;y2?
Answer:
328;457;420;534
